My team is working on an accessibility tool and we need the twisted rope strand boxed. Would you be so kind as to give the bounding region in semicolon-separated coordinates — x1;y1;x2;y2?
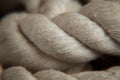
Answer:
81;0;120;45
0;13;73;71
2;67;37;80
20;14;98;63
22;0;81;19
2;66;120;80
53;13;120;55
0;0;120;74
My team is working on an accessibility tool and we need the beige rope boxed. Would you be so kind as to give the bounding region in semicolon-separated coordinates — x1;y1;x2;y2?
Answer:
0;12;98;71
0;0;120;79
0;13;75;72
21;0;82;19
2;67;37;80
80;0;120;54
0;0;120;72
0;0;82;72
1;66;120;80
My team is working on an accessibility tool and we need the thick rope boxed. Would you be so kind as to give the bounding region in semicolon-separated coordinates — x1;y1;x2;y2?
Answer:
0;0;86;72
1;66;120;80
21;0;82;19
0;12;98;71
0;0;120;80
0;0;120;72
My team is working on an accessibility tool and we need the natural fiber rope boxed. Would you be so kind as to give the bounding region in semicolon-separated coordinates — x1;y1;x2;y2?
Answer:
0;12;96;71
1;0;120;80
1;66;120;80
0;0;120;72
0;0;84;72
21;0;82;19
0;0;82;72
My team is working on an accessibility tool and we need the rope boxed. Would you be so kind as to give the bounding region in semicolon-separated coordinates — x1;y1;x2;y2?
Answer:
21;0;81;19
1;66;120;80
0;0;120;79
0;0;120;71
